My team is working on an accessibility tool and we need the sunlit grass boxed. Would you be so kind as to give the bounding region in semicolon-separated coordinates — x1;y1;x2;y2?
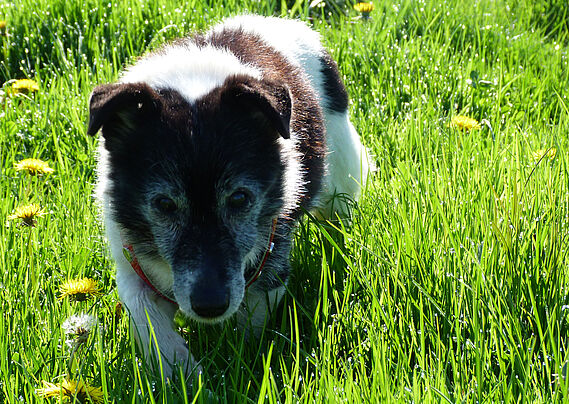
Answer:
1;0;568;402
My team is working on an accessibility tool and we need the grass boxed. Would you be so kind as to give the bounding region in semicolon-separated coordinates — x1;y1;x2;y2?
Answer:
1;0;568;402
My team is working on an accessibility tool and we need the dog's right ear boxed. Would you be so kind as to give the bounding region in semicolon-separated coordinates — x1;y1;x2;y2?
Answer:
217;77;292;139
87;82;160;138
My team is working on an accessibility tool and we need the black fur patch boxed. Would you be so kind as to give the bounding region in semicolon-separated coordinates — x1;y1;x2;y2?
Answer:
319;51;349;113
197;28;327;217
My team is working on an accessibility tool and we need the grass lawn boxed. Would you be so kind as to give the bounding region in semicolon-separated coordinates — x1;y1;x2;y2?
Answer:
1;0;568;402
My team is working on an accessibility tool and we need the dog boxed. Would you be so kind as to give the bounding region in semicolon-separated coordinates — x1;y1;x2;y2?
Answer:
88;14;369;379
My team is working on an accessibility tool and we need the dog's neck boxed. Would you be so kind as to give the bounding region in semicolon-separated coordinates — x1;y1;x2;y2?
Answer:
121;218;278;306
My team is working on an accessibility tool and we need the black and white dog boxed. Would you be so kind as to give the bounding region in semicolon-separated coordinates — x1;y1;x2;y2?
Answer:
88;15;369;378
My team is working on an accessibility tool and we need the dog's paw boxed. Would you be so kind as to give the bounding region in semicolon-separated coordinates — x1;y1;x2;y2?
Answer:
163;349;202;382
177;367;220;403
197;388;219;404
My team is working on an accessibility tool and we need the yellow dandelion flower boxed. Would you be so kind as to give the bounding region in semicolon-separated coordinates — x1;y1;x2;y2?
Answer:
354;2;374;13
0;21;6;36
7;79;39;96
7;204;46;227
59;278;102;301
36;379;104;403
14;158;54;175
450;115;481;131
531;148;556;163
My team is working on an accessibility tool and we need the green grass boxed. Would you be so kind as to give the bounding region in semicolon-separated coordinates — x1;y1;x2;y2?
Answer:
1;0;568;402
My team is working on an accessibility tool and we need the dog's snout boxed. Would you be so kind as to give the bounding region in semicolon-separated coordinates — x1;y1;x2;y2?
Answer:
190;286;230;318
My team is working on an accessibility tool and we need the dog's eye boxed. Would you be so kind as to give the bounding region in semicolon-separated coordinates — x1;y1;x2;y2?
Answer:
227;191;249;209
154;196;177;213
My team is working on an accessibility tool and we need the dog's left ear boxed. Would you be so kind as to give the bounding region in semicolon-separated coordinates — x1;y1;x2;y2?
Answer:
220;77;292;139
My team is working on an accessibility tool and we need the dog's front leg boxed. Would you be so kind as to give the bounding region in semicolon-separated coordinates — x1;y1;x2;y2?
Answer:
115;262;200;380
239;285;286;335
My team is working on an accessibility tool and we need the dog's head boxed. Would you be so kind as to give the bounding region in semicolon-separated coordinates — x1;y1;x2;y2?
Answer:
88;75;291;322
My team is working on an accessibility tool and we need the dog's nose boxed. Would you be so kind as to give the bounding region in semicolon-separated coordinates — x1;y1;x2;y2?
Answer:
190;287;230;318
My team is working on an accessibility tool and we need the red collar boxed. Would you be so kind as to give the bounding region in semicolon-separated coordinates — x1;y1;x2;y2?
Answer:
245;218;277;288
122;244;177;305
122;218;278;306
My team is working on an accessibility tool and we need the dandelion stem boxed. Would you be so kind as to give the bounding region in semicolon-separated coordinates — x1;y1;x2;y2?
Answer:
26;226;39;307
25;175;32;200
67;343;79;377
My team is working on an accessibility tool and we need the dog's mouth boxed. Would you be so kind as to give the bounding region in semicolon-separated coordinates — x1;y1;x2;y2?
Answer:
180;302;238;324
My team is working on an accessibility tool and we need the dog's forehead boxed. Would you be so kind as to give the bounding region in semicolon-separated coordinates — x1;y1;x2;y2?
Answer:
141;86;280;192
152;86;276;155
153;87;195;134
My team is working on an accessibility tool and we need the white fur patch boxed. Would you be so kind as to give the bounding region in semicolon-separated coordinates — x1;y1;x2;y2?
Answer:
319;111;370;215
277;135;306;215
120;44;262;102
211;15;326;102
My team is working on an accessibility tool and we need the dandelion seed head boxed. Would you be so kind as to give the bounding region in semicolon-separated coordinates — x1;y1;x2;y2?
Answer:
62;313;97;350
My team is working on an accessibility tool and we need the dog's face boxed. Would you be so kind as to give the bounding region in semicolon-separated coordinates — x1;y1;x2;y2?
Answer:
89;76;291;322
